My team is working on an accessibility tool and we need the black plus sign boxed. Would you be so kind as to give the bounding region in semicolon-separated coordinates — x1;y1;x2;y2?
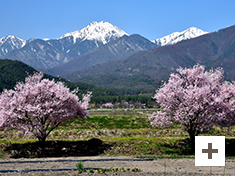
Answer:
202;143;218;159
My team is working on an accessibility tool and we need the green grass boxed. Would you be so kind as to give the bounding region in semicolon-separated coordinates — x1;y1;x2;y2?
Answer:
0;109;235;159
64;115;153;130
60;109;156;130
76;165;142;174
101;136;191;156
76;161;84;172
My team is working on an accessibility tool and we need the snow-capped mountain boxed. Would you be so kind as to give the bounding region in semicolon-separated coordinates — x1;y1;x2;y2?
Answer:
2;21;128;69
0;35;26;57
152;27;208;46
58;21;128;45
44;34;157;77
0;22;209;71
65;25;235;89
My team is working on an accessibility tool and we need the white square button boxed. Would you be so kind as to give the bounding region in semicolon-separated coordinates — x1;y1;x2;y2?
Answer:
195;136;225;166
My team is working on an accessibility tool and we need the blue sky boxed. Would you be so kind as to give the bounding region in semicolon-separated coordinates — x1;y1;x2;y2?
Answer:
0;0;235;41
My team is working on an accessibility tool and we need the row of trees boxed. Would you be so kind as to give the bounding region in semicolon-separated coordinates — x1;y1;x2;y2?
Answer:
92;95;156;108
100;101;147;109
90;94;153;105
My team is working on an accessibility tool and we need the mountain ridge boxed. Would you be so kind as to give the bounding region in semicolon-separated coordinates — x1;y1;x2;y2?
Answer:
64;25;235;89
58;21;128;44
152;27;208;46
0;21;207;70
42;34;157;76
1;21;128;69
0;35;26;57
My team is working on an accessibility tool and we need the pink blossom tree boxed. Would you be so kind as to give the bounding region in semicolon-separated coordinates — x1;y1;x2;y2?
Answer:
0;72;91;155
123;101;129;108
148;65;227;153
216;81;235;129
102;102;113;109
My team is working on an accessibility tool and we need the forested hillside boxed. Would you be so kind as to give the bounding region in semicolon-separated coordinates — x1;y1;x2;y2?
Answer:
0;59;115;95
0;59;154;107
0;59;36;91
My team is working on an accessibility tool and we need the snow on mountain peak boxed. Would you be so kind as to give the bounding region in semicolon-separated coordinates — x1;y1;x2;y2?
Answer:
0;35;26;56
58;21;128;44
0;35;26;47
152;27;208;46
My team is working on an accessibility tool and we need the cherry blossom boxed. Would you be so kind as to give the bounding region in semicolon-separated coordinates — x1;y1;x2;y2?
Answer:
148;65;229;153
102;102;113;109
0;72;91;155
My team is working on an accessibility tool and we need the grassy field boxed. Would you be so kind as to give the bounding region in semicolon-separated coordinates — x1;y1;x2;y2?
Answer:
0;109;234;158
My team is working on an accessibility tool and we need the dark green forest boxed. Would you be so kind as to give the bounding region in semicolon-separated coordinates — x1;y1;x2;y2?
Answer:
0;59;155;107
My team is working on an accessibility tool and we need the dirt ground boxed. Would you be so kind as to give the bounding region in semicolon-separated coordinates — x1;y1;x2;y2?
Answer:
0;156;234;176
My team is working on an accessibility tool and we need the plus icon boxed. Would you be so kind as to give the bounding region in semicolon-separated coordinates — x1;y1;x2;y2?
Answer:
202;143;218;159
195;136;225;166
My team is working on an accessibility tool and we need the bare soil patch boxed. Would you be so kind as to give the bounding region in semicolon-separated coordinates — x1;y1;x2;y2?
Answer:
0;157;234;176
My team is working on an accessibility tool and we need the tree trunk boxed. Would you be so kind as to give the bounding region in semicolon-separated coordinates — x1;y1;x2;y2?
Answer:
39;137;46;157
188;130;195;155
